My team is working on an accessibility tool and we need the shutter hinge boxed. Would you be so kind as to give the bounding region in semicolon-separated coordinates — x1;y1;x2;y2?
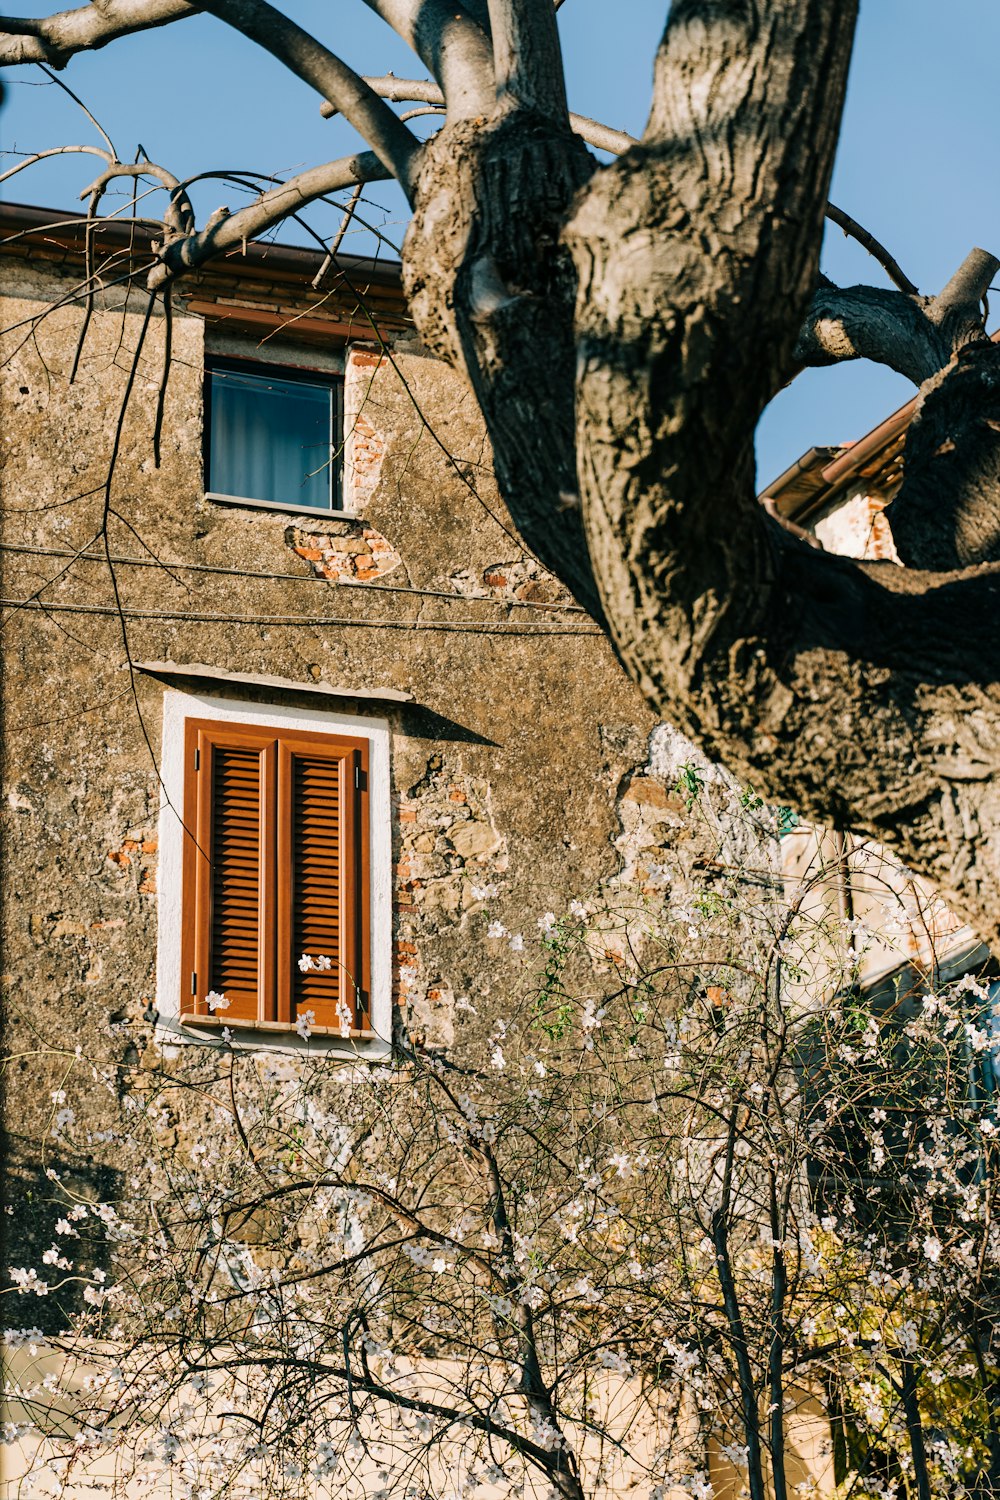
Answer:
194;748;200;771
190;972;198;996
355;764;367;792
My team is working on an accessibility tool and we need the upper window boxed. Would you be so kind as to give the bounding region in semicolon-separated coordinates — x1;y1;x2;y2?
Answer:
179;718;370;1035
205;358;343;514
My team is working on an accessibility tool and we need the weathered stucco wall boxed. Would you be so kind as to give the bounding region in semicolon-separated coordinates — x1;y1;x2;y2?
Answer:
0;248;735;1297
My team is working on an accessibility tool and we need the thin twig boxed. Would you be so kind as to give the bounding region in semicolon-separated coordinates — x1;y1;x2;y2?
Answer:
151;285;171;466
825;202;918;296
312;182;364;289
35;60;117;157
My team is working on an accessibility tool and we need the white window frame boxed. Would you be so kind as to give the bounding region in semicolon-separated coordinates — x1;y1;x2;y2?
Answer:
156;688;392;1057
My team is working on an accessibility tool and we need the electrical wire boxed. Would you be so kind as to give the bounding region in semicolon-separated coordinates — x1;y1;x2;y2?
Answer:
0;543;587;613
0;597;601;635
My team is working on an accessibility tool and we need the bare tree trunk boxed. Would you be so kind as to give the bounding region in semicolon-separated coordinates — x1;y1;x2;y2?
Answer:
553;2;1000;952
768;1172;788;1500
899;1357;933;1500
403;0;1000;953
712;1205;767;1500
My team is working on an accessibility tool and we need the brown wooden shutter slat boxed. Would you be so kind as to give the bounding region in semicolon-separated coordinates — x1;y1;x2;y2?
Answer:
205;743;264;1022
275;733;367;1032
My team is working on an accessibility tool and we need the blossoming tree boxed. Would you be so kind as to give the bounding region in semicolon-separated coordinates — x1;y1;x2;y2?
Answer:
5;783;999;1500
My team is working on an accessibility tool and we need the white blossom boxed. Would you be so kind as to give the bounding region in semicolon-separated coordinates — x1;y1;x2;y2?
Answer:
10;1268;48;1296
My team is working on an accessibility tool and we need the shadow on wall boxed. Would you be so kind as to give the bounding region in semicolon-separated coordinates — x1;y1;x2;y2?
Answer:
3;1154;123;1336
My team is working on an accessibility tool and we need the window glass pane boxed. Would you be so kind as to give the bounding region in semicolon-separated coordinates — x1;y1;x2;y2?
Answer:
209;367;333;510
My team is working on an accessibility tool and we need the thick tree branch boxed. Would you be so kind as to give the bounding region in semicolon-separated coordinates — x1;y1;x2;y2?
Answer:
793;278;953;385
487;0;568;119
359;0;495;119
885;340;1000;570
403;109;599;614
0;4;420;194
0;0;196;65
567;0;859;633
147;151;391;287
921;245;1000;359
197;0;420;194
929;246;1000;326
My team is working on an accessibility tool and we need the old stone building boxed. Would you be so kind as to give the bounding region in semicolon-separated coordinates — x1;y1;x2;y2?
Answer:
0;202;743;1496
3;203;996;1500
0;202;667;1061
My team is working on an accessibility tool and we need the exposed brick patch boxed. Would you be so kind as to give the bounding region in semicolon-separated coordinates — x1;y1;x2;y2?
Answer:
106;831;158;897
344;346;387;508
288;522;402;583
814;488;900;563
449;557;572;611
349;349;383;370
391;756;508;1044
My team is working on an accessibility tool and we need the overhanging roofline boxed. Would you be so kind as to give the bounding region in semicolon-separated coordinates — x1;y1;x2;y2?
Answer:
0;202;410;339
0;200;403;286
760;400;915;524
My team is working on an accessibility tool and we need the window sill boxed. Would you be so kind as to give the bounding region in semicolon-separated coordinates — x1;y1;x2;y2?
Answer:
205;491;356;522
179;1012;377;1042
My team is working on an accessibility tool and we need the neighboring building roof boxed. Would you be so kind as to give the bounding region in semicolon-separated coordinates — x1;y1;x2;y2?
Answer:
760;405;911;524
0;200;411;345
762;328;1000;524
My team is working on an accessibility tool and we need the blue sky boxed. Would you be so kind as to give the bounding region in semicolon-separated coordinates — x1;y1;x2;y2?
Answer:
4;0;1000;486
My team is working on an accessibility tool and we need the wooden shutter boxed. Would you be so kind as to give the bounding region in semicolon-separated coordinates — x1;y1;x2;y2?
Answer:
182;723;276;1024
277;732;369;1031
181;719;369;1033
